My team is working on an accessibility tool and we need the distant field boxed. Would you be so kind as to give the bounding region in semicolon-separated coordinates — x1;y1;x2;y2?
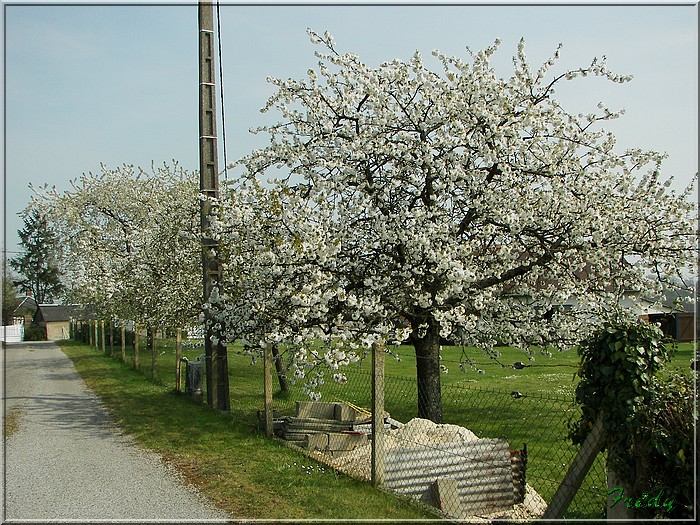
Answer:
108;336;695;402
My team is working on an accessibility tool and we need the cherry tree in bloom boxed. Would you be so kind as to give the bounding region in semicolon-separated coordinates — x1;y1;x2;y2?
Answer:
214;31;696;422
209;180;364;398
30;163;202;336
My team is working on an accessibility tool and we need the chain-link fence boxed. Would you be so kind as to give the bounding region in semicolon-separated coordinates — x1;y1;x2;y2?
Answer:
265;359;607;520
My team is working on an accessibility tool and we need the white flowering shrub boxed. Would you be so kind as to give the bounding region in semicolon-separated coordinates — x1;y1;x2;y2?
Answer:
211;31;696;421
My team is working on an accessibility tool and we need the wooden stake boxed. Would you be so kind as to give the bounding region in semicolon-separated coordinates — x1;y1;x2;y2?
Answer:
371;341;385;487
542;414;605;519
263;346;273;437
175;329;182;393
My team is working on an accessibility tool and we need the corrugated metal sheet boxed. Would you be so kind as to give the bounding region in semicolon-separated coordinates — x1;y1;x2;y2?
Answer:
384;438;514;516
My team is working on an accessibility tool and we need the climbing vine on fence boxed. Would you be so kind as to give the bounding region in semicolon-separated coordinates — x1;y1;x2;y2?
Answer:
569;320;685;513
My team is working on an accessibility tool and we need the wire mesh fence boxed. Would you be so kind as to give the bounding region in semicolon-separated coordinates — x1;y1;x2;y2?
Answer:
266;361;607;520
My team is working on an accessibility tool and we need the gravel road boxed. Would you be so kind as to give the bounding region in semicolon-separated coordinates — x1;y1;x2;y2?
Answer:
2;341;229;522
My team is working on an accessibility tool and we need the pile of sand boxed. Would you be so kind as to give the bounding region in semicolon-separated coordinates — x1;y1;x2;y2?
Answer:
329;418;547;520
332;418;478;480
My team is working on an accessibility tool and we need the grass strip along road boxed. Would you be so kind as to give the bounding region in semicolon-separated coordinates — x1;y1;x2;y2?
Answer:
58;340;435;520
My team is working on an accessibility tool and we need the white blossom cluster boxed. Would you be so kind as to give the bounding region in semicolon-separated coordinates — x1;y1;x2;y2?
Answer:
208;33;696;400
29;162;203;330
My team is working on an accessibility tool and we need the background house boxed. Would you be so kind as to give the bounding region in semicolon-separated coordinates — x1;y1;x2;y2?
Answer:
32;304;72;341
13;295;37;325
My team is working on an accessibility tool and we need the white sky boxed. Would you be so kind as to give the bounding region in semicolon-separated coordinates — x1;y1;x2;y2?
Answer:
2;1;698;256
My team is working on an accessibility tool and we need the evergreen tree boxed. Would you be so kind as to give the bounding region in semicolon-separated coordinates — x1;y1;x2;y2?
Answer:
2;274;22;324
10;209;64;303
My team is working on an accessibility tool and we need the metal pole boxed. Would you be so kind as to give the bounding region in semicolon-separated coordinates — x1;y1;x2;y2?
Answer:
198;0;230;412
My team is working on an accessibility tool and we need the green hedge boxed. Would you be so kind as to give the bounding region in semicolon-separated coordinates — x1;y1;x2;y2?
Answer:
632;371;695;518
24;326;46;341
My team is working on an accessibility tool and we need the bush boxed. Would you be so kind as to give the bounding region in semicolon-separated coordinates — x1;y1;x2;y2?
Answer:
631;371;695;518
570;321;694;518
570;320;671;452
24;326;46;341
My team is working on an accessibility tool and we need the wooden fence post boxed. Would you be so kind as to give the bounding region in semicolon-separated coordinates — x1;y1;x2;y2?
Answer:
263;346;274;437
371;341;385;487
133;325;140;370
542;414;605;519
175;328;182;393
120;323;126;364
606;463;634;519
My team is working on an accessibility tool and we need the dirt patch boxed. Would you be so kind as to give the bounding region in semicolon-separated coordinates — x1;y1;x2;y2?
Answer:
5;408;22;438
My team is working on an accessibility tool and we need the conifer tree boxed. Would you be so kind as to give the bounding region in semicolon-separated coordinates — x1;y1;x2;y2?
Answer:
10;209;64;303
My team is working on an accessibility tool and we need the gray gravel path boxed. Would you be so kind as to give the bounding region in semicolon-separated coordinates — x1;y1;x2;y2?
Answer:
2;341;229;522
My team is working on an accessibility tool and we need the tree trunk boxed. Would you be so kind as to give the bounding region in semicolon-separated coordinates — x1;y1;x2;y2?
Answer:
271;345;289;393
412;320;443;423
108;318;114;357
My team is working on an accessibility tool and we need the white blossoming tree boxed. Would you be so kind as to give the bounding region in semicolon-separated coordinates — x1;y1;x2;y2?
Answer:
30;163;202;373
210;180;363;397
218;32;695;422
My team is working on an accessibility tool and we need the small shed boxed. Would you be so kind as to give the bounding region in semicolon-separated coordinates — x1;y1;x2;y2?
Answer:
32;304;72;341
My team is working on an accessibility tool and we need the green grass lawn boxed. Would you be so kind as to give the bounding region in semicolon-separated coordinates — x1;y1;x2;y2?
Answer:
66;335;695;520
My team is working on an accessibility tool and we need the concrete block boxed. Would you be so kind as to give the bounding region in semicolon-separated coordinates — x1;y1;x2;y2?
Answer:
327;432;367;451
334;403;356;421
306;433;330;451
296;401;337;420
430;478;464;518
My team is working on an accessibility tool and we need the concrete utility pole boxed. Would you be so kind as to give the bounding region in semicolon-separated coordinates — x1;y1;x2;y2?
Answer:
199;0;230;412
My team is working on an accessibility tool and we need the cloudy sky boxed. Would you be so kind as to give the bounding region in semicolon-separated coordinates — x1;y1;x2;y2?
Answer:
3;1;698;256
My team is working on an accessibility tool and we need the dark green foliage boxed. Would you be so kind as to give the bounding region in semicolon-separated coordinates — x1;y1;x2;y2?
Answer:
24;326;47;341
2;276;22;325
10;209;64;303
570;321;671;448
570;321;694;518
631;371;695;518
